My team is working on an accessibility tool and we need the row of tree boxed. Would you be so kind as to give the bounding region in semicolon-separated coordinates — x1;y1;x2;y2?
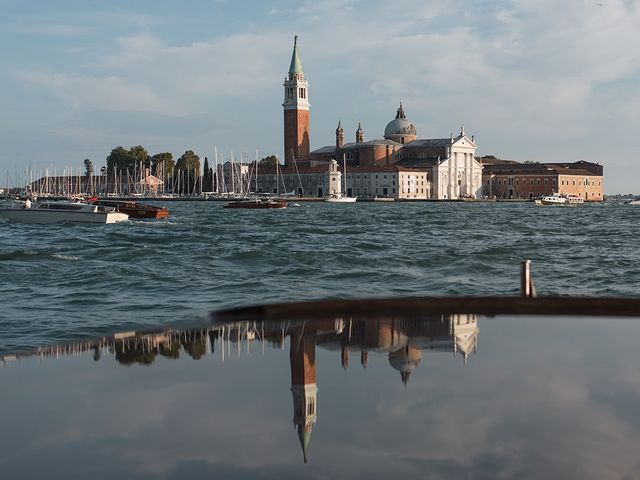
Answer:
103;145;202;178
81;146;280;193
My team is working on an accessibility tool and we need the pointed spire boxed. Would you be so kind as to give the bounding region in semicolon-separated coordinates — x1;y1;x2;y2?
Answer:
297;426;312;463
336;119;343;133
460;124;465;136
289;35;304;75
356;121;364;143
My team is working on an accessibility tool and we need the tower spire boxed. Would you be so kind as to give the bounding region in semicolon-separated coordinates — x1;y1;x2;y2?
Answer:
289;35;304;75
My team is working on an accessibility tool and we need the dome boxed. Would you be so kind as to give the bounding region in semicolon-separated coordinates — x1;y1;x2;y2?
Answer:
384;118;416;137
388;345;422;373
384;103;416;140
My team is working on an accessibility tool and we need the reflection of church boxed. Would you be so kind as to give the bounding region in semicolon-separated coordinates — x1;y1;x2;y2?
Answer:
257;37;483;200
14;313;478;464
285;314;478;461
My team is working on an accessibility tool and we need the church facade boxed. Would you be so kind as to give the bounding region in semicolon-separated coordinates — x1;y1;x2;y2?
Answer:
268;37;483;200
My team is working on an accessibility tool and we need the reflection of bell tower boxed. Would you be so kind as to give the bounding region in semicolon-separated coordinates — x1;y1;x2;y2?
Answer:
283;35;310;167
290;332;317;463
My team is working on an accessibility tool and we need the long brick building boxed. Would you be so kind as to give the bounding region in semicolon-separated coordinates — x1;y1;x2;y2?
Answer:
481;158;604;201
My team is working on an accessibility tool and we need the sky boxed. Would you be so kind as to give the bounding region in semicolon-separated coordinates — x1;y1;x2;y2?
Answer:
0;0;639;193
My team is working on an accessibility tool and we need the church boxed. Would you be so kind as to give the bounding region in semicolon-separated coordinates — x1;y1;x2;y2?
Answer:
259;36;484;200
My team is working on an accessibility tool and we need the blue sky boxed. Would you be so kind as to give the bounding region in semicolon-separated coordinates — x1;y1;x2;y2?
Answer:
1;0;639;192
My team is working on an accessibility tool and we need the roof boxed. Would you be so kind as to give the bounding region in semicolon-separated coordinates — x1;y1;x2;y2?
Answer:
404;138;453;148
396;157;442;167
289;36;303;74
485;165;601;176
311;139;402;156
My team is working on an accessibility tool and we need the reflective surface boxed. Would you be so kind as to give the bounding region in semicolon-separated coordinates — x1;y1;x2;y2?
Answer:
2;313;640;478
1;200;638;353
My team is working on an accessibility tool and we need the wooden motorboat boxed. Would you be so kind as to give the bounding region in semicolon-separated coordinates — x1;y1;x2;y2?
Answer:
93;199;169;219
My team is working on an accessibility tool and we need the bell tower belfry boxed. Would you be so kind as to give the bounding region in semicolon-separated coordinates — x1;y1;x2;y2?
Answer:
283;36;310;167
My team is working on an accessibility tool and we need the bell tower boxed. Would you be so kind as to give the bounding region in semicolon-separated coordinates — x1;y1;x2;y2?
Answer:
283;36;310;167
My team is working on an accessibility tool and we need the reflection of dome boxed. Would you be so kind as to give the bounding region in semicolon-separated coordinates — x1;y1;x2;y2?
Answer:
389;344;422;385
384;103;417;141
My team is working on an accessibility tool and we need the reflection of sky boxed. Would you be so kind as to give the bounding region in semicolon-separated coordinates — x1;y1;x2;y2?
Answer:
2;316;640;479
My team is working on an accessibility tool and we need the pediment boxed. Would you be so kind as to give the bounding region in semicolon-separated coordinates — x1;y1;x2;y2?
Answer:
452;135;476;148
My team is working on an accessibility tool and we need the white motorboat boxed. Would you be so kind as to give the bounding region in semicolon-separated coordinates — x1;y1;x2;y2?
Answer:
325;193;357;203
0;201;129;224
625;197;640;205
536;194;583;205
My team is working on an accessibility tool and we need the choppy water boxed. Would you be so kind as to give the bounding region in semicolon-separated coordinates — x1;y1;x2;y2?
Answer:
0;200;638;352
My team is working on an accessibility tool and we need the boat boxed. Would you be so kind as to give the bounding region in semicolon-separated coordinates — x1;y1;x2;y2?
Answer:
0;200;129;224
223;198;287;209
624;197;640;205
325;156;357;203
92;199;169;219
536;194;584;205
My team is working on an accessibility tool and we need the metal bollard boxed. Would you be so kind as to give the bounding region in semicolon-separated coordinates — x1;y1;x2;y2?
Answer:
521;260;537;298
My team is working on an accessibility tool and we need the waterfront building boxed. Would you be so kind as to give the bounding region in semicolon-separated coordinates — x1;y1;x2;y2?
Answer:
481;158;604;201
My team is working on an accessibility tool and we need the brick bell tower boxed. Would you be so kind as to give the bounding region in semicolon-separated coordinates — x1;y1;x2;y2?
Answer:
283;36;310;167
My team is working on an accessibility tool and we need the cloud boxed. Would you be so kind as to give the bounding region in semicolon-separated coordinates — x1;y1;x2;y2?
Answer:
18;71;182;114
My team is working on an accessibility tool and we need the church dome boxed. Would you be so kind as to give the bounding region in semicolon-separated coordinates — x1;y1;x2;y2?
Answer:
389;345;422;386
384;103;417;142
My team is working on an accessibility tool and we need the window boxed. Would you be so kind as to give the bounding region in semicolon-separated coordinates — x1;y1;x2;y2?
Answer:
544;179;548;185
537;179;541;185
530;179;534;185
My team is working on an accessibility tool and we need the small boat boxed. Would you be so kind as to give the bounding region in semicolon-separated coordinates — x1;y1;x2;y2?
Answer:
224;198;287;209
624;197;640;205
92;199;169;219
537;194;583;205
0;201;129;224
325;193;357;203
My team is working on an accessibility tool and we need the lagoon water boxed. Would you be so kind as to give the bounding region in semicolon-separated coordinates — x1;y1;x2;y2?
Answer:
0;200;638;353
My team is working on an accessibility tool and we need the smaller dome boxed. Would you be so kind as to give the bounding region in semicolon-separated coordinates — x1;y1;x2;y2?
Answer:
384;103;416;139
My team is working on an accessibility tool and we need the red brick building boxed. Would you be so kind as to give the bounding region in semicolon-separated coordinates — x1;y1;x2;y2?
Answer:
481;158;604;201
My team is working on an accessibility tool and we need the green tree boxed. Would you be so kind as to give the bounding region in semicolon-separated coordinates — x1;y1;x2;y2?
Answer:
203;157;211;191
151;152;174;178
129;145;151;171
176;150;201;172
83;158;93;177
106;146;132;174
260;155;278;168
175;150;201;193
